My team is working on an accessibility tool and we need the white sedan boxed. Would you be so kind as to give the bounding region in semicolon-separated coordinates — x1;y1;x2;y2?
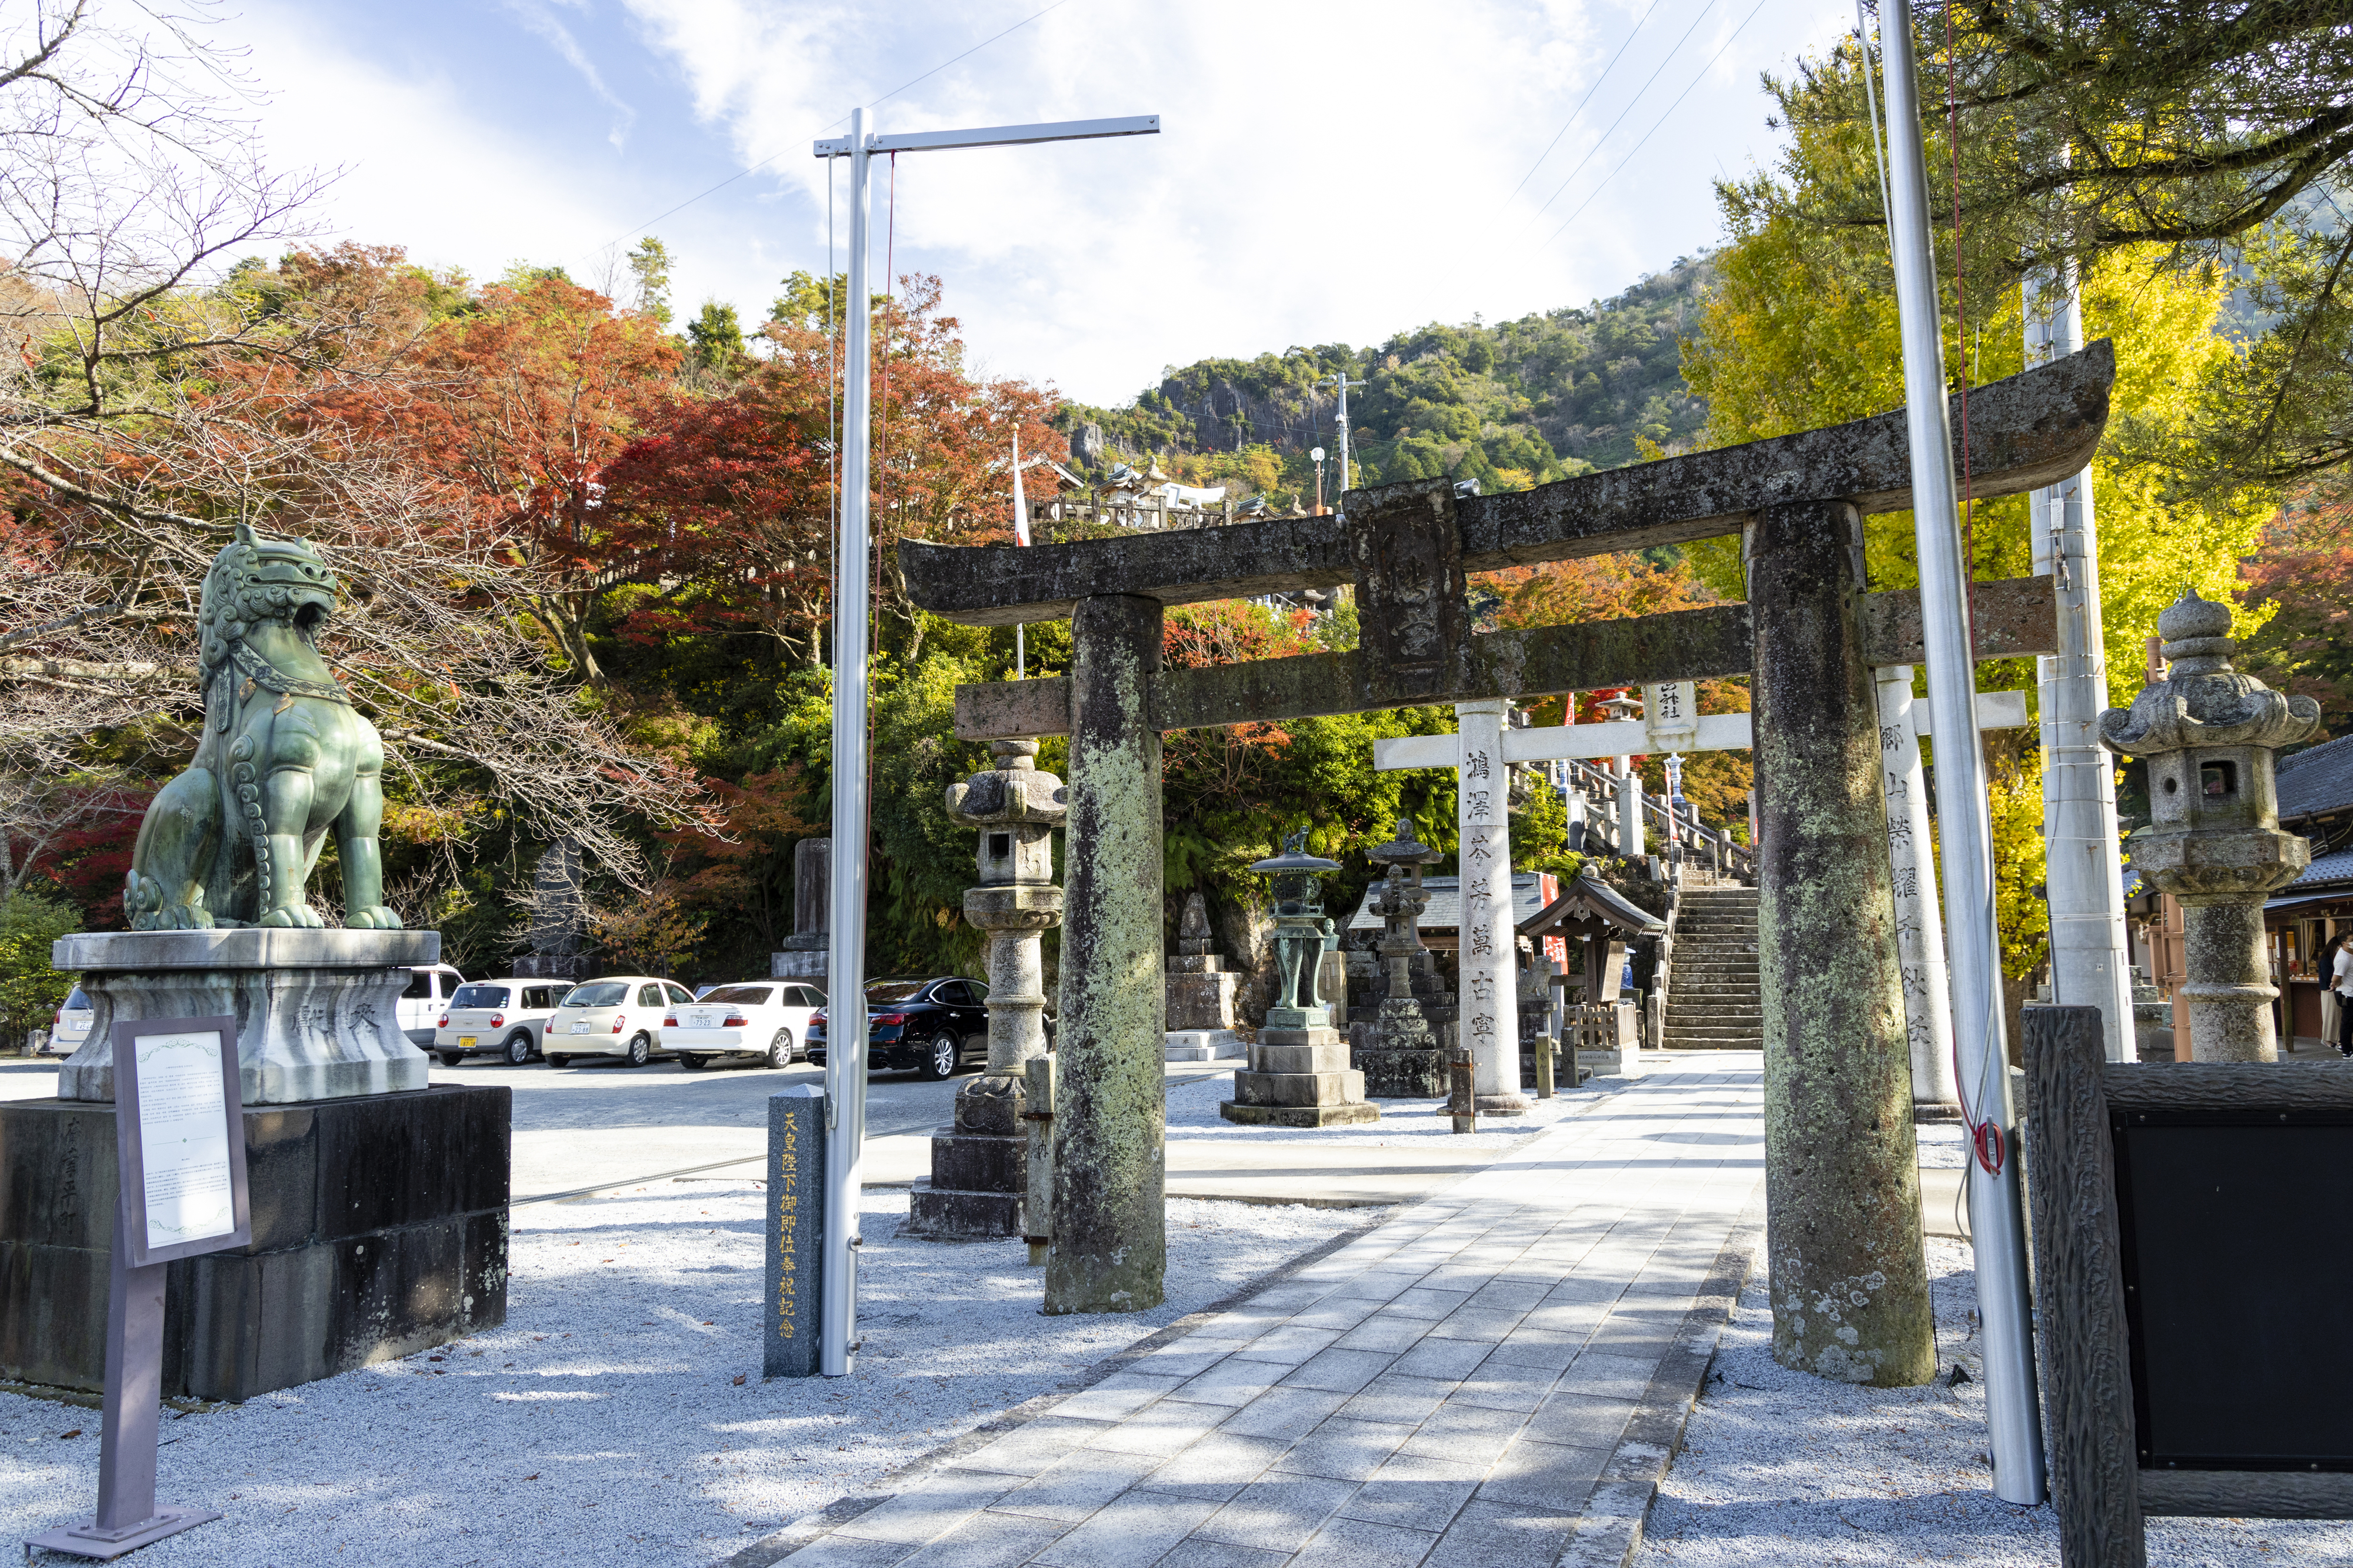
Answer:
544;976;696;1069
665;982;823;1070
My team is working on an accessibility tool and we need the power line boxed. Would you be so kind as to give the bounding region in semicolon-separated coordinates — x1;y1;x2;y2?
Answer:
588;0;1081;259
1498;0;1671;209
1517;0;1726;235
1541;0;1773;247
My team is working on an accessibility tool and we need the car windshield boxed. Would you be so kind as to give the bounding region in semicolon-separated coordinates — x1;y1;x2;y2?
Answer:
864;980;928;1002
449;985;509;1009
64;987;89;1010
701;985;772;1005
563;982;629;1008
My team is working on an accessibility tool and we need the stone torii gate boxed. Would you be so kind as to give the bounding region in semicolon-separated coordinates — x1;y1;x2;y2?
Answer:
900;345;2112;1384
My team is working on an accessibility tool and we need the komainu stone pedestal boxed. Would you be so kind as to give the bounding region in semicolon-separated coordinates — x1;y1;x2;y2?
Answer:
54;929;435;1103
0;1085;508;1402
1221;1026;1380;1127
905;1076;1031;1240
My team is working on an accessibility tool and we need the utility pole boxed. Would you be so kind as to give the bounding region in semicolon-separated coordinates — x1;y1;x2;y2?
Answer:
1322;372;1365;501
1874;0;2048;1504
811;110;1158;1379
2026;266;2132;1062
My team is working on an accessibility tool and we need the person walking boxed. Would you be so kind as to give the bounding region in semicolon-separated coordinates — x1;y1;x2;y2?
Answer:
2333;932;2353;1057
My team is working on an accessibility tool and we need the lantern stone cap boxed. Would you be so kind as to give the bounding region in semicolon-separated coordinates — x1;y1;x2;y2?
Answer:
1367;817;1441;869
1250;828;1340;878
945;738;1067;828
2099;588;2321;757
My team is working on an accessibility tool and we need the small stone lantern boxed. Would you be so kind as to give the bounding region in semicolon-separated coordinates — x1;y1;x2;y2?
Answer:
1358;818;1447;1097
1221;829;1379;1127
2098;589;2320;1061
904;739;1066;1242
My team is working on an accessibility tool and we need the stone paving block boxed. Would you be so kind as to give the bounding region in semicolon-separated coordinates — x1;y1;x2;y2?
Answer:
1137;1429;1290;1502
1482;1329;1582;1375
1445;1367;1558;1415
774;1534;921;1568
1231;1323;1343;1367
1288;1295;1382;1332
1389;1337;1492;1382
892;1508;1069;1567
1087;1401;1228;1457
1424;1497;1579;1567
1395;1397;1530;1467
835;1470;1022;1544
984;1447;1167;1523
1522;1390;1638;1451
1290;1514;1442;1567
1517;1299;1611;1335
1217;1384;1352;1443
948;1415;1114;1478
1279;1345;1397;1394
1475;1436;1611;1510
1334;1372;1457;1427
1188;1474;1359;1554
1424;1306;1527;1343
1052;1376;1182;1422
1171;1357;1289;1409
1383;1286;1475;1321
1151;1540;1289;1568
1332;1313;1431;1353
1342;1453;1486;1533
1554;1351;1655;1402
1465;1280;1551;1313
1268;1415;1416;1481
1026;1490;1225;1568
1131;1345;1245;1380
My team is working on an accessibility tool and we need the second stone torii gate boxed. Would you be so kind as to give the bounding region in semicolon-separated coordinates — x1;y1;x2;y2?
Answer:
899;345;2111;1386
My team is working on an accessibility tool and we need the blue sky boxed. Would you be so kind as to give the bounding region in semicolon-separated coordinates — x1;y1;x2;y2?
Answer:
233;0;1857;405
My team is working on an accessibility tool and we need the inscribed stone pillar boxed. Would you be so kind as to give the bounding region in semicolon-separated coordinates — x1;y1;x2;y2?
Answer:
1046;594;1166;1314
1872;666;1960;1113
1749;497;1934;1388
1456;699;1526;1113
1617;759;1642;859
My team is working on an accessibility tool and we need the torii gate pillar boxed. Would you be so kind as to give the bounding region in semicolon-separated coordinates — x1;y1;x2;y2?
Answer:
1045;594;1168;1315
1750;499;1935;1386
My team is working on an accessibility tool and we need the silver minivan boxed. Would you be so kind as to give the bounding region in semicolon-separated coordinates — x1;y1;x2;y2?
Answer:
46;987;94;1056
434;979;566;1066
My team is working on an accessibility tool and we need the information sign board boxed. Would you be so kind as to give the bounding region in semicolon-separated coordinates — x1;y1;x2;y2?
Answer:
112;1017;250;1266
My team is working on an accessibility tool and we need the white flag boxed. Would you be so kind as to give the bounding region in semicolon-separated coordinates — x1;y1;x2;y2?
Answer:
1011;432;1030;546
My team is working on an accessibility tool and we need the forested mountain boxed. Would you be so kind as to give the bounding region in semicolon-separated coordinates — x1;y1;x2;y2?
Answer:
1056;256;1713;501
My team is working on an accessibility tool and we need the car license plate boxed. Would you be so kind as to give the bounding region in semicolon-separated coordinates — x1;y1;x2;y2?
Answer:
571;1020;591;1034
692;1011;719;1027
458;1036;475;1048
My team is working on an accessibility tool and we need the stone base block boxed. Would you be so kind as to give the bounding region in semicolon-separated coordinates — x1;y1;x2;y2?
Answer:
1232;1069;1367;1108
1359;1047;1447;1099
1163;1029;1245;1062
925;1130;1024;1193
1254;1039;1351;1075
1578;1049;1641;1079
1218;1100;1382;1129
53;929;436;1105
903;1182;1023;1241
1166;970;1239;1033
1475;1093;1531;1116
0;1084;508;1402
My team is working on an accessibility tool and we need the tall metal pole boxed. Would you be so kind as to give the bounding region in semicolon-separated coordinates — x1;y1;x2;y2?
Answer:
2026;265;2132;1063
1875;0;2047;1503
1325;373;1363;501
821;105;873;1380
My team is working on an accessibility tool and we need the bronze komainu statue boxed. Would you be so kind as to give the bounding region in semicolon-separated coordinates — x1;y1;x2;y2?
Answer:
124;525;402;930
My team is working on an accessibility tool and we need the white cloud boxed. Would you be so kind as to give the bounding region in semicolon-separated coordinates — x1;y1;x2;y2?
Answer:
502;0;639;151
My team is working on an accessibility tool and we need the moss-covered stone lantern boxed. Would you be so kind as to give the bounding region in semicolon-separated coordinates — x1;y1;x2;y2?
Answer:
1221;828;1379;1127
2098;588;2321;1060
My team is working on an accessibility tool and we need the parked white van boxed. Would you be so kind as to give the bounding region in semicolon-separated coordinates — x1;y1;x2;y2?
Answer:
433;979;567;1066
543;976;696;1069
398;965;466;1045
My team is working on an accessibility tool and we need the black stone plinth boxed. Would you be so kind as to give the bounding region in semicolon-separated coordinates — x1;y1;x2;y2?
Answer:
1361;1047;1448;1098
0;1083;509;1402
904;1075;1028;1242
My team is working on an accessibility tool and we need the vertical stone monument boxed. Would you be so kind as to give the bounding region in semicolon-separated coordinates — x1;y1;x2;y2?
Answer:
1222;831;1379;1127
1;524;508;1403
771;837;831;989
905;741;1065;1239
1355;819;1449;1097
2098;589;2321;1061
1163;892;1244;1060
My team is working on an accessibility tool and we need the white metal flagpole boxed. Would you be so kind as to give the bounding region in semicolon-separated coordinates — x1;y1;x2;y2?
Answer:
812;106;1157;1380
820;104;875;1380
1874;0;2047;1503
1012;431;1028;679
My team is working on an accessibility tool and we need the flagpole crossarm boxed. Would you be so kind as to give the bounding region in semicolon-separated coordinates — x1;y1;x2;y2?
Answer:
815;115;1160;161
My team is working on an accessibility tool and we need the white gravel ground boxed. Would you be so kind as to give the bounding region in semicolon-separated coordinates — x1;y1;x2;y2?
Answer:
1162;1060;1621;1147
1637;1235;2353;1566
4;1186;1364;1567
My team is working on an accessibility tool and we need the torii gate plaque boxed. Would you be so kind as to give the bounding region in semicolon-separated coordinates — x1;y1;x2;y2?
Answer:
903;343;2112;1372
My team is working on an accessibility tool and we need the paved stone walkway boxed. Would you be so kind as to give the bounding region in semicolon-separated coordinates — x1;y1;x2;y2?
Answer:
767;1053;1764;1568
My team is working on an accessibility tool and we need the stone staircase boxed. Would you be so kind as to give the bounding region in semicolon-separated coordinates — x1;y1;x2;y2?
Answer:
1662;882;1762;1050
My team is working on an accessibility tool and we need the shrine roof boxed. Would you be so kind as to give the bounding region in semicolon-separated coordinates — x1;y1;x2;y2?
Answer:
1344;872;1663;937
2278;733;2353;827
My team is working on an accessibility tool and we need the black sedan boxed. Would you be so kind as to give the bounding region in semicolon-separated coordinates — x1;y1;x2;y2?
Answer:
806;977;990;1080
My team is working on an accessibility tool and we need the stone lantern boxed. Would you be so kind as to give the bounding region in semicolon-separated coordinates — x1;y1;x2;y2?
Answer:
1221;829;1379;1127
1357;818;1448;1097
904;739;1066;1240
2098;589;2320;1061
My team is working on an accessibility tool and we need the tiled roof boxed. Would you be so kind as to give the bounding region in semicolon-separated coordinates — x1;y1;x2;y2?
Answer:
2278;733;2353;825
1346;873;1549;934
2275;845;2353;900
